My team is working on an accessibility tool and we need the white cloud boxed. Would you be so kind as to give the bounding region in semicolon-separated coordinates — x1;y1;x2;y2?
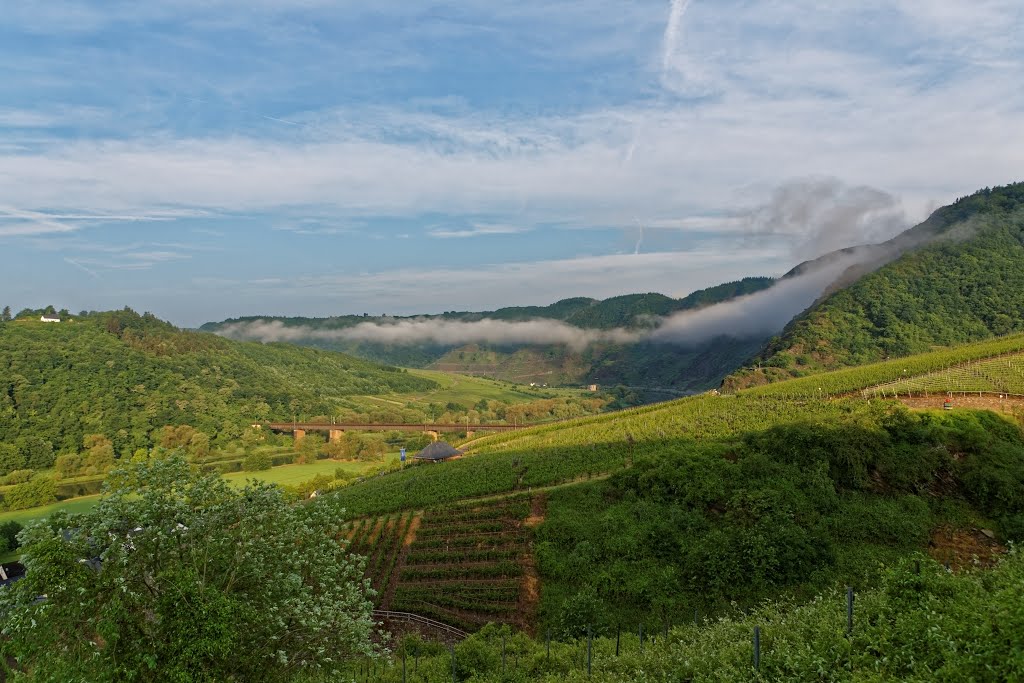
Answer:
216;247;873;348
191;247;786;324
428;223;531;239
0;206;206;237
1;0;1022;327
0;3;1020;231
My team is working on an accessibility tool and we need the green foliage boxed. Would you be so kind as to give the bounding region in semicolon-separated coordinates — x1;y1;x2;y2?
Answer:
367;552;1024;682
328;397;865;516
0;309;437;456
744;182;1024;382
0;456;378;681
737;331;1024;398
1;475;57;512
0;520;22;553
294;432;325;463
17;436;55;471
536;406;1024;629
241;450;273;471
1;469;34;486
332;394;1024;633
0;443;26;476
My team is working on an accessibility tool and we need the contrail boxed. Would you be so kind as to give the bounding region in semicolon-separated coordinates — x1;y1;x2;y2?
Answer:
182;95;304;128
63;257;101;279
661;0;692;79
634;218;645;255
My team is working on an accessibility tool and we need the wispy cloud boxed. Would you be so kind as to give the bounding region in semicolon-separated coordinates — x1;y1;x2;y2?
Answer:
1;0;1021;324
215;248;869;349
660;0;692;84
0;206;206;237
66;254;191;272
272;218;361;236
427;223;531;239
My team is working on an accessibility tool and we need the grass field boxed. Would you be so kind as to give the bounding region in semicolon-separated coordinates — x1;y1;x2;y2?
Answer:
398;369;581;405
222;454;400;487
1;455;404;551
0;495;102;531
0;498;98;572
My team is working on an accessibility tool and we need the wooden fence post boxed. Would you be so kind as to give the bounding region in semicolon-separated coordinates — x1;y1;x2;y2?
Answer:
846;587;855;635
753;626;761;671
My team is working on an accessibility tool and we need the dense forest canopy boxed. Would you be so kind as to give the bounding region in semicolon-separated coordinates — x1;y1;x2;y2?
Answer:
732;182;1024;385
0;307;435;459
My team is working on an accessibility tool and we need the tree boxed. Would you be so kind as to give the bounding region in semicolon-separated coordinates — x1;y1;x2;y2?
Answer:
295;432;324;464
0;456;378;681
82;434;115;475
0;443;26;476
188;431;211;460
54;453;83;479
17;436;55;471
1;305;11;322
359;439;386;462
0;520;23;553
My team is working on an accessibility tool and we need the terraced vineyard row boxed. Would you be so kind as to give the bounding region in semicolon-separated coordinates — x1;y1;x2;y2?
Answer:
346;511;417;599
863;353;1024;397
329;396;864;517
738;332;1024;399
346;496;534;632
394;497;531;631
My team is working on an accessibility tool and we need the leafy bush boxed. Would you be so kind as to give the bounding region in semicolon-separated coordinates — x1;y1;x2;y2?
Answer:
1;469;34;486
368;551;1024;683
241;451;272;471
1;476;57;511
0;443;26;477
0;456;378;681
0;520;23;553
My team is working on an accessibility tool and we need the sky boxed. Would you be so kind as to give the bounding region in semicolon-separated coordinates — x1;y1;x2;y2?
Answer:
1;0;1022;327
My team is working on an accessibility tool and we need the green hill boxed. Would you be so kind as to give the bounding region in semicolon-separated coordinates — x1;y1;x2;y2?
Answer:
729;182;1024;388
0;308;435;459
325;386;1024;634
203;277;776;395
731;332;1024;398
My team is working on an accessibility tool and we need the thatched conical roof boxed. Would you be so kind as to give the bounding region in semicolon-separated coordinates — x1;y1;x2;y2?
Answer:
414;441;462;461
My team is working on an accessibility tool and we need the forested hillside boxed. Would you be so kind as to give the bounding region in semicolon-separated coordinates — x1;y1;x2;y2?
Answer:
730;183;1024;387
0;308;435;459
204;277;776;394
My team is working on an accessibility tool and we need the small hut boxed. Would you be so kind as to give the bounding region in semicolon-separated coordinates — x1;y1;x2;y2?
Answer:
414;441;463;463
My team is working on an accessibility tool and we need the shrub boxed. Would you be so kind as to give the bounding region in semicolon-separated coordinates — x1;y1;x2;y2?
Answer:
0;520;24;552
2;469;35;486
242;451;272;471
2;476;57;511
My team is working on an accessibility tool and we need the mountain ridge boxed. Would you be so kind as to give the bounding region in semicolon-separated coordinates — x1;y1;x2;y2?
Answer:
727;182;1024;389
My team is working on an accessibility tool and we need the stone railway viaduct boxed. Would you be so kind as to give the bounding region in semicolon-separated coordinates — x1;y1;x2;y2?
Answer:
262;421;524;443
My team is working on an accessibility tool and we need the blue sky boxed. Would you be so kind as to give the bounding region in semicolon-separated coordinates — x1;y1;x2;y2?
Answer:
1;0;1022;327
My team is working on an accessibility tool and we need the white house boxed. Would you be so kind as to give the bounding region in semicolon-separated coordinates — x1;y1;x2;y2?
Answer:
40;315;61;323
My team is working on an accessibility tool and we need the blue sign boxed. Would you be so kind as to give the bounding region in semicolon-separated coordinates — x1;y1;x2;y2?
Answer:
400;448;406;462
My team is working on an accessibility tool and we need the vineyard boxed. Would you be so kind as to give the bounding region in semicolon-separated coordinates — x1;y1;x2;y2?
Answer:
346;496;536;632
346;511;418;599
861;352;1024;398
738;332;1024;399
328;397;868;517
